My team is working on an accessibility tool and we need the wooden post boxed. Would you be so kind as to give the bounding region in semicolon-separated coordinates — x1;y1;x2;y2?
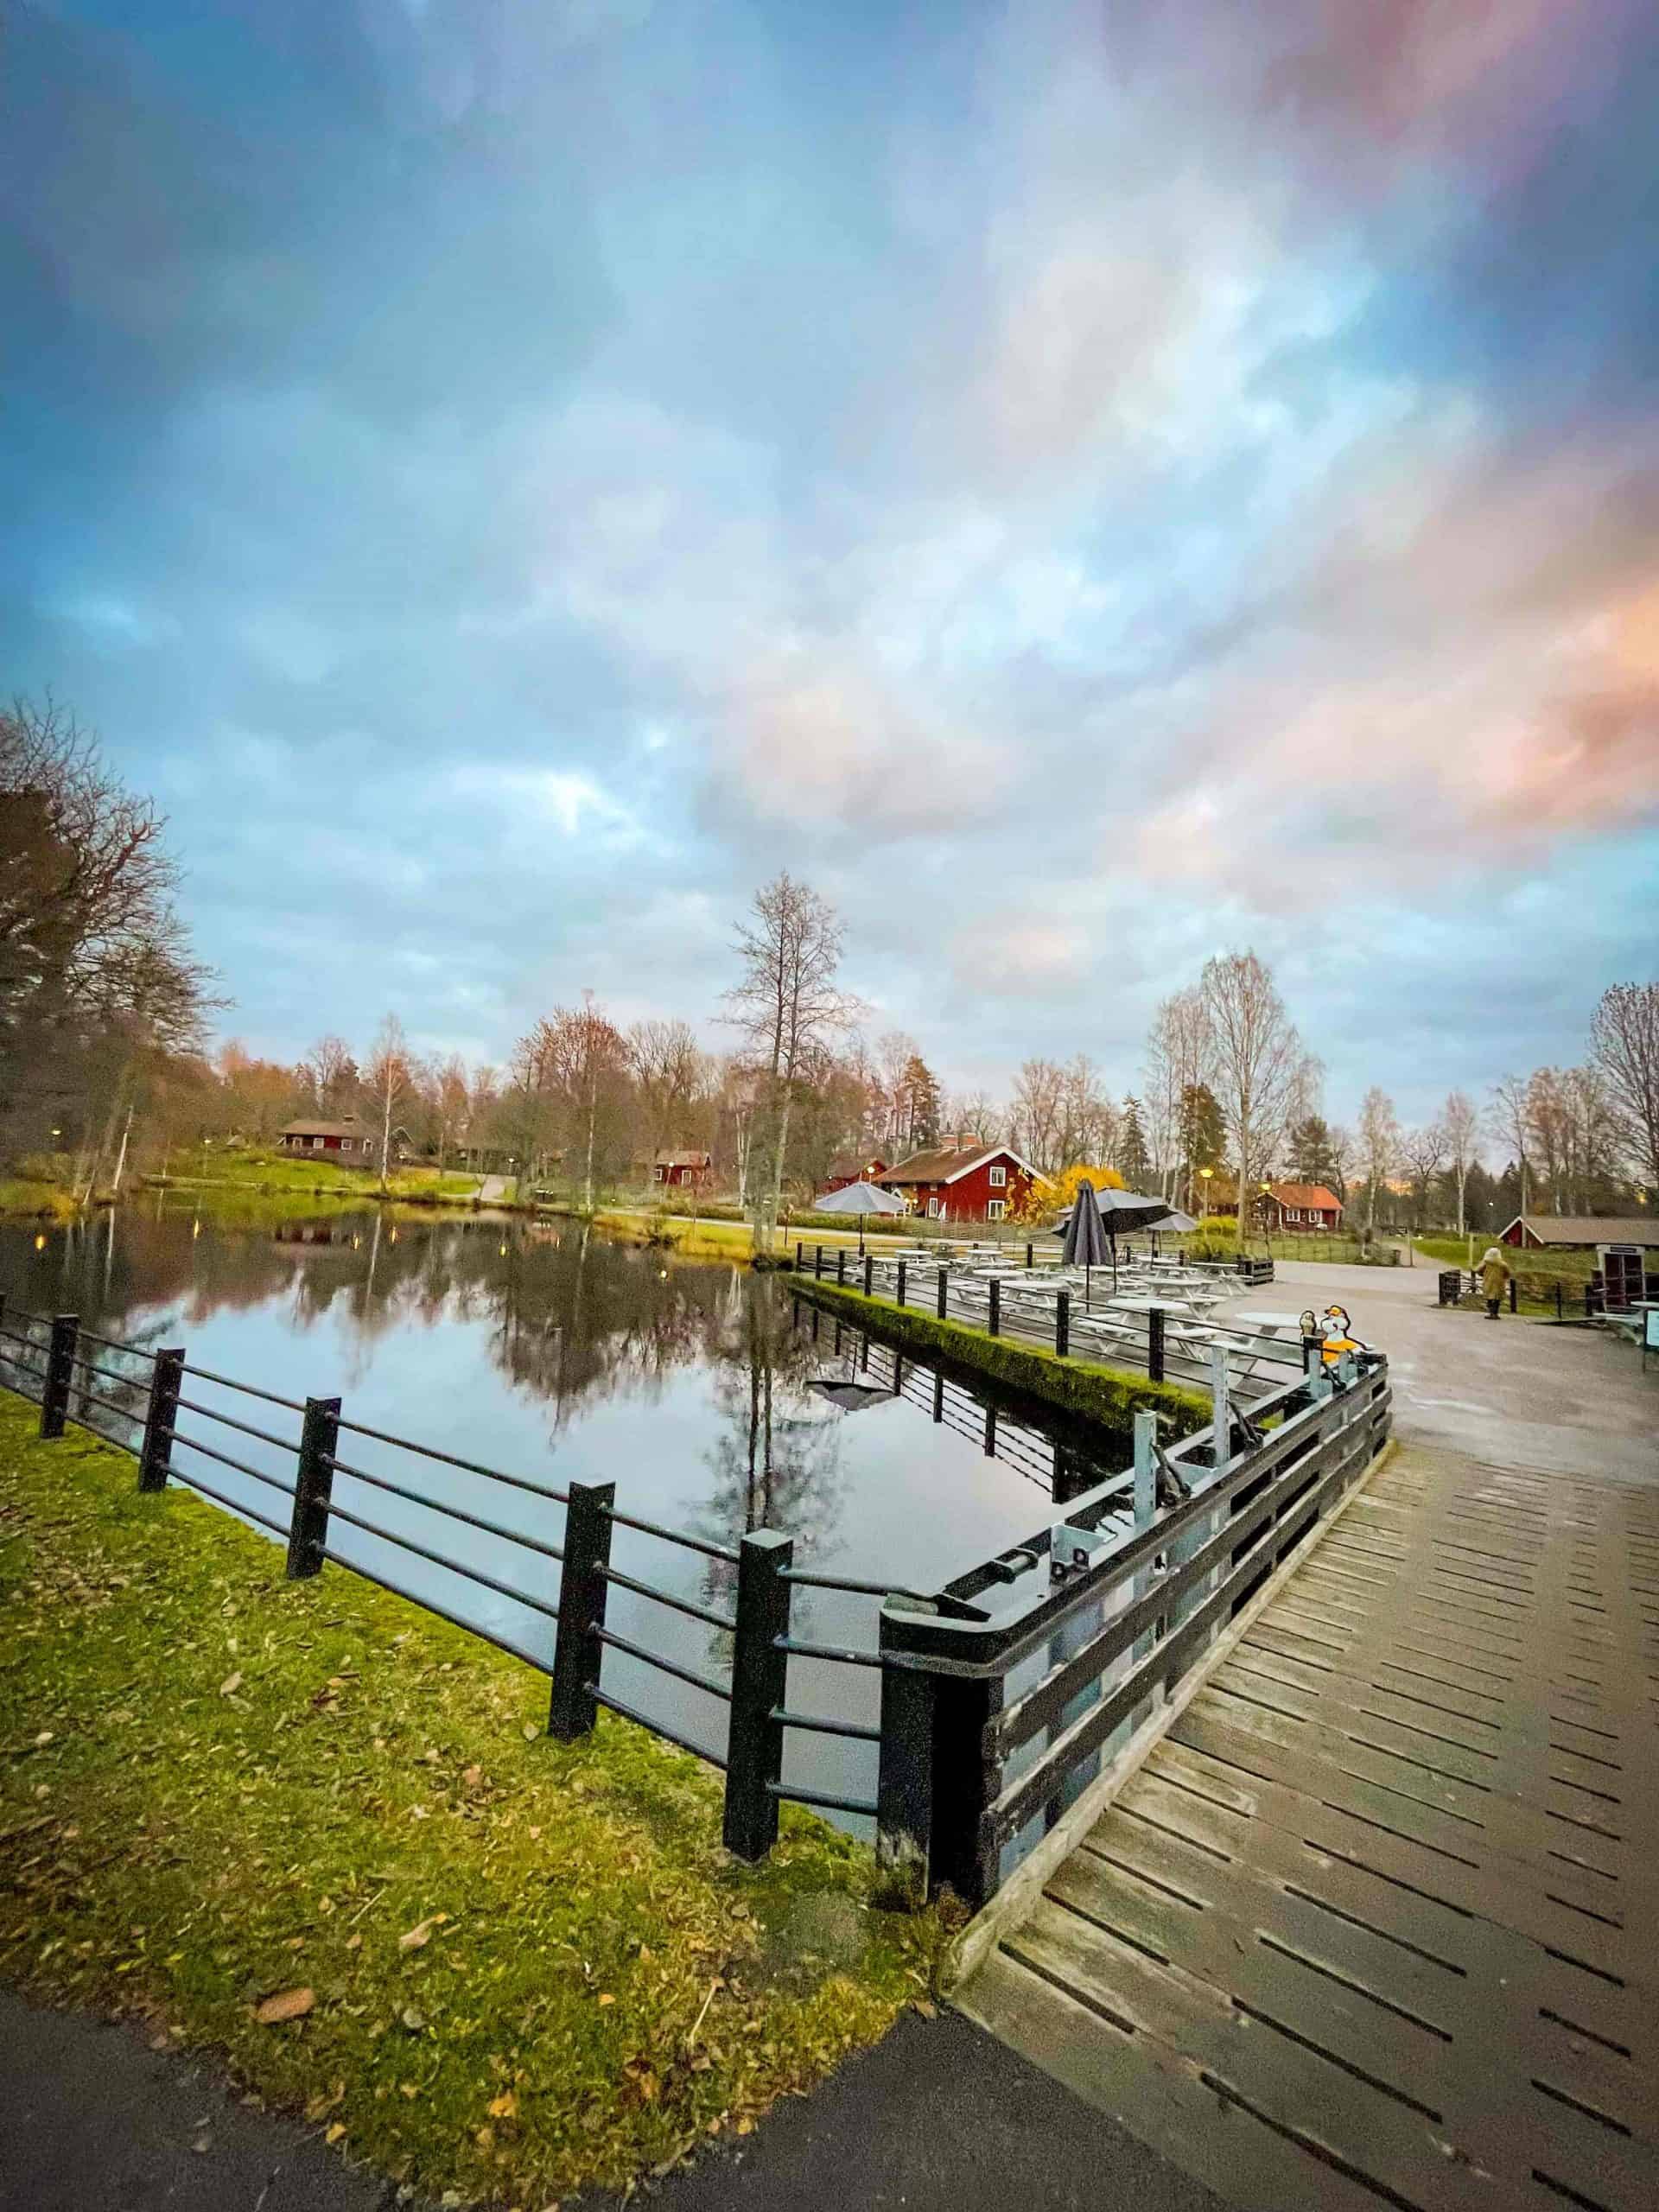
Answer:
1509;1274;1517;1314
723;1529;792;1860
548;1480;614;1738
40;1314;79;1440
285;1395;340;1579
988;1279;1001;1338
1147;1306;1166;1382
137;1347;185;1492
896;1261;907;1309
814;1244;823;1279
837;1249;847;1286
1026;1242;1033;1269
863;1254;874;1298
1055;1289;1069;1358
936;1266;947;1319
795;1240;803;1268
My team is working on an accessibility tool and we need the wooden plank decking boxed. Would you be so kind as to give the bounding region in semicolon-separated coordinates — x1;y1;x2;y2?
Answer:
956;1442;1659;2211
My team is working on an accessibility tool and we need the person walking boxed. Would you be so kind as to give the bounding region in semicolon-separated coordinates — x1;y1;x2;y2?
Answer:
1479;1244;1512;1319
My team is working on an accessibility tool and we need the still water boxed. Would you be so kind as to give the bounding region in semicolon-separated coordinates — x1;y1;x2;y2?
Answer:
0;1205;1128;1821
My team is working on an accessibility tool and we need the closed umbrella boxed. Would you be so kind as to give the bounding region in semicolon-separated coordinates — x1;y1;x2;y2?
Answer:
1060;1185;1109;1306
811;1178;906;1255
1055;1185;1172;1294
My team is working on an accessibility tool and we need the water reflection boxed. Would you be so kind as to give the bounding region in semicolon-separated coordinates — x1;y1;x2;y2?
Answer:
0;1208;1133;1825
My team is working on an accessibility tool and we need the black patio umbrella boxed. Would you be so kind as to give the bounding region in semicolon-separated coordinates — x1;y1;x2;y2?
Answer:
1060;1184;1109;1306
810;1179;906;1255
1056;1185;1172;1294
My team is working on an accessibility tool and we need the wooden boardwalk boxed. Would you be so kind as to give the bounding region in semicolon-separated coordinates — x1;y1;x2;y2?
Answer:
957;1441;1659;2211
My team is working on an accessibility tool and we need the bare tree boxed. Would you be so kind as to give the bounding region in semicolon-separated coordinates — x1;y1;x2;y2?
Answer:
629;1018;704;1160
1399;1119;1448;1231
944;1090;1001;1142
1356;1086;1402;1236
1201;951;1303;1251
299;1034;355;1115
723;874;853;1253
1144;986;1214;1206
536;996;629;1212
1489;1073;1533;1223
1440;1089;1480;1236
1009;1058;1065;1173
363;1014;413;1192
1589;982;1659;1195
432;1052;469;1173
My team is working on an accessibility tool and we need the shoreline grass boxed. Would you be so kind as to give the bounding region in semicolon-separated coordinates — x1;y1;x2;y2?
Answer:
0;1400;944;2204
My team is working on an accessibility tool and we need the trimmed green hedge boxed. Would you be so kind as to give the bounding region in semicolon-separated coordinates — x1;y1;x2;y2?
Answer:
796;1278;1209;1440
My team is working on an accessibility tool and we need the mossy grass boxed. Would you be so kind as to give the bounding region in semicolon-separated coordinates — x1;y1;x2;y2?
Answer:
796;1278;1210;1442
0;1176;80;1223
0;1399;945;2203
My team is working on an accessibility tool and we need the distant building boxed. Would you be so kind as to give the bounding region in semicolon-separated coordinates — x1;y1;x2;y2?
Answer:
820;1151;890;1195
278;1117;377;1164
1498;1215;1656;1250
1257;1182;1344;1233
652;1149;713;1190
879;1135;1046;1224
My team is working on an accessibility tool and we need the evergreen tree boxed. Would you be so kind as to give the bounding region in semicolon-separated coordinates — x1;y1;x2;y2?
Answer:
1179;1082;1226;1192
1286;1113;1338;1185
900;1054;942;1148
1117;1095;1153;1189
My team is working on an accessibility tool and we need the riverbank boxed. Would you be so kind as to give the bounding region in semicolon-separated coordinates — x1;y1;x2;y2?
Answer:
0;1399;945;2206
796;1278;1209;1441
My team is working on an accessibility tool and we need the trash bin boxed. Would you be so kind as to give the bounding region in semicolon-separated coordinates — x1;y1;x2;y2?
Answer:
1437;1269;1462;1308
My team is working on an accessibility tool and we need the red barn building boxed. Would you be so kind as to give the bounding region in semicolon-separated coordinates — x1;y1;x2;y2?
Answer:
652;1149;713;1190
819;1151;890;1196
278;1117;378;1165
880;1135;1046;1224
1257;1182;1344;1233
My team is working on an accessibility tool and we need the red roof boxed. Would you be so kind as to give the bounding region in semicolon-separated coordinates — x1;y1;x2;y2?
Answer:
1269;1183;1342;1211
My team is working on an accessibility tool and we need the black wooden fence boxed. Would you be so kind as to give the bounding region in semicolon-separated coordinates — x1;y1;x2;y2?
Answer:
0;1291;1388;1910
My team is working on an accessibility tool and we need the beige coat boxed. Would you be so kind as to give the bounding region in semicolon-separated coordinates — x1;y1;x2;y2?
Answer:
1479;1249;1511;1300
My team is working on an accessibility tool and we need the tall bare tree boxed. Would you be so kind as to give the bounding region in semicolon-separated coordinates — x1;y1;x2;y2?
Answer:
299;1033;356;1115
1200;951;1303;1250
537;996;629;1212
1356;1086;1402;1236
629;1017;704;1160
1399;1119;1448;1230
363;1014;413;1192
1589;982;1659;1195
431;1052;470;1173
1440;1089;1480;1236
1008;1057;1065;1173
1144;986;1214;1206
723;874;852;1253
1489;1073;1534;1223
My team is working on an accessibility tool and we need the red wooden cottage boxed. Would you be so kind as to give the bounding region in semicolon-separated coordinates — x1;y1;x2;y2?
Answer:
652;1149;713;1190
879;1135;1046;1224
819;1150;890;1196
1257;1182;1344;1233
278;1117;378;1165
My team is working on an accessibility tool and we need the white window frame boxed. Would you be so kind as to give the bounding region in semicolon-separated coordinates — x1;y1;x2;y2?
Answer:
312;1135;324;1149
926;1196;939;1217
988;1163;1007;1187
987;1198;1006;1222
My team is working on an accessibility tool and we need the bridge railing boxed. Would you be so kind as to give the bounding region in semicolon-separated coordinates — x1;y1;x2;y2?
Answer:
871;1349;1391;1907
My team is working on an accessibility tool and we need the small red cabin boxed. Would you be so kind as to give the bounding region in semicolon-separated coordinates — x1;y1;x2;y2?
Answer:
820;1151;889;1196
652;1149;713;1190
880;1137;1046;1224
278;1118;378;1165
1257;1183;1344;1233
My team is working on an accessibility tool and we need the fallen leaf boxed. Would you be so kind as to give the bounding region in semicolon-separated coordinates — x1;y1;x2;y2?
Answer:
398;1922;431;1953
219;1672;243;1697
346;1934;362;1952
487;2090;518;2120
521;1723;537;1742
400;2007;424;2033
325;2123;346;2145
913;1999;938;2020
254;1986;314;2025
34;1730;54;1747
596;1993;614;2007
462;1765;483;1789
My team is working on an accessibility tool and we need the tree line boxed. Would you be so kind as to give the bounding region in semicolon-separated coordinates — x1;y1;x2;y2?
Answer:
4;697;1655;1238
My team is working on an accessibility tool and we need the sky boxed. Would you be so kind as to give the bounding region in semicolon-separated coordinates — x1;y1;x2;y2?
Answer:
4;0;1657;1128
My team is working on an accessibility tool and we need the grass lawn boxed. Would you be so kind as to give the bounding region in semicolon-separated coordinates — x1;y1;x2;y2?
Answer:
154;1148;482;1203
0;1177;80;1224
0;1400;945;2206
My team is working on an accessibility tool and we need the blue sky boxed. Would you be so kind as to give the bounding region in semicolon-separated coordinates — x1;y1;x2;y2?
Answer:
4;0;1656;1124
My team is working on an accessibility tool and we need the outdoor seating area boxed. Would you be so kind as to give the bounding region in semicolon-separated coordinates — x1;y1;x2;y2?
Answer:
830;1243;1302;1401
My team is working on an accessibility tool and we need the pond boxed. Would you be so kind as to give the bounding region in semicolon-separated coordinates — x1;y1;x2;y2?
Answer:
0;1204;1134;1825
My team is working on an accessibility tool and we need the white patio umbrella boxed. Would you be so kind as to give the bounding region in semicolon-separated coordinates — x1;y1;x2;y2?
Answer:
811;1178;906;1255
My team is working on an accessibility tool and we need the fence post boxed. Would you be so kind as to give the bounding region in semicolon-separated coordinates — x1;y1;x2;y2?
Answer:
548;1479;615;1738
897;1262;907;1309
937;1266;947;1320
795;1240;803;1269
863;1254;874;1297
876;1613;935;1910
814;1244;823;1279
1210;1339;1230;1471
40;1314;79;1440
1509;1274;1517;1314
723;1528;792;1859
1147;1305;1166;1383
137;1347;185;1492
837;1249;846;1286
988;1279;1001;1338
1055;1288;1069;1358
285;1395;340;1579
